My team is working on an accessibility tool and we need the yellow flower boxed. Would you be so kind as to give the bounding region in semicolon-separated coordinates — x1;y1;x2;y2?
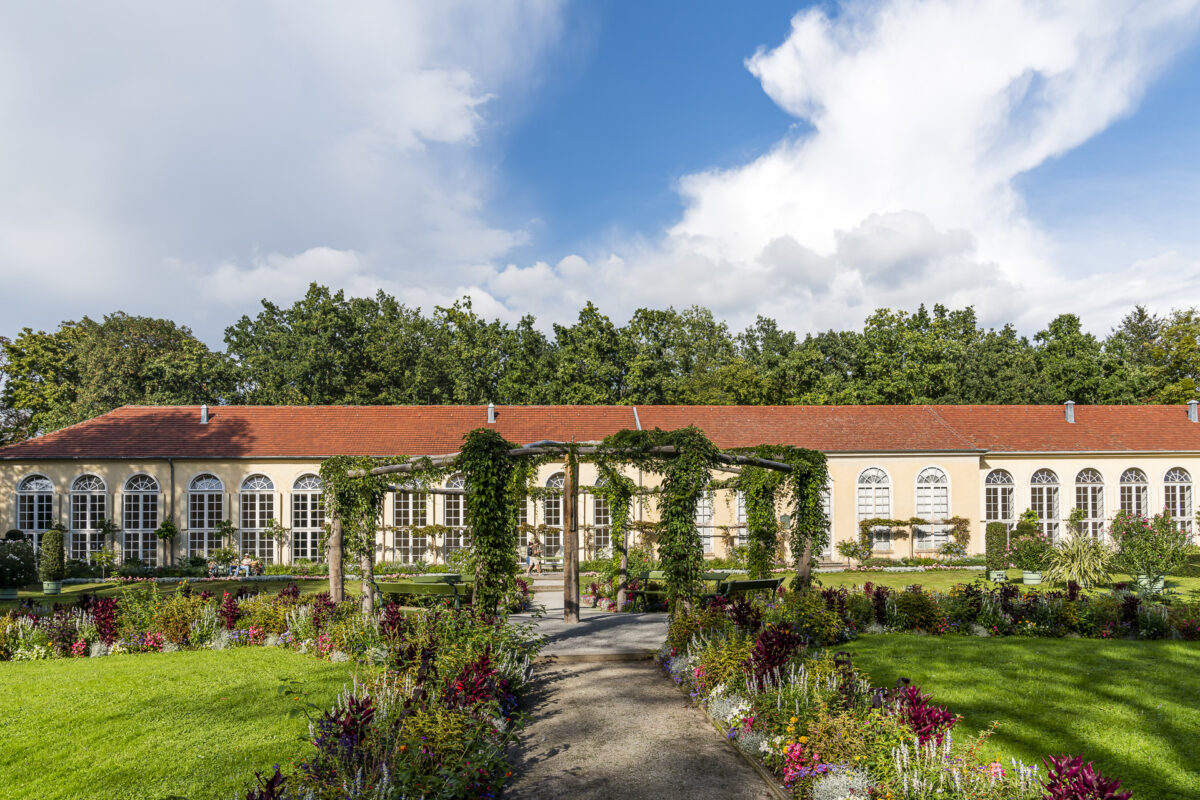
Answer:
798;736;808;744
789;716;798;723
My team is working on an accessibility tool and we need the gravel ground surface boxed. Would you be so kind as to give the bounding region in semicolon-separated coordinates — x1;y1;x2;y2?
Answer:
505;661;778;800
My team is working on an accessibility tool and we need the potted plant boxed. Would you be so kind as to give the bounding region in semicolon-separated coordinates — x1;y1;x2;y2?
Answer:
0;538;37;600
154;517;179;565
836;538;872;568
1110;510;1188;595
39;525;66;594
1007;521;1051;585
984;522;1009;582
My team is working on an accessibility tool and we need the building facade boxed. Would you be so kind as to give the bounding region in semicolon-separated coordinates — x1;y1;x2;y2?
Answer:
1;403;1197;566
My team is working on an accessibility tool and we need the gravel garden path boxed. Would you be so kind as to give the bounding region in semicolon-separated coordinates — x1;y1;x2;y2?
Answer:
506;576;779;799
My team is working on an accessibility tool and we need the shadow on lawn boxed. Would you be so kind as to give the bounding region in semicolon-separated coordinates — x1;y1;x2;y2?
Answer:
845;637;1200;800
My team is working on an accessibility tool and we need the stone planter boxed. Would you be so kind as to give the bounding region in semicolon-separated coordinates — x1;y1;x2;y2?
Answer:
0;587;17;601
1021;571;1042;586
42;581;62;595
988;569;1007;582
1134;574;1165;594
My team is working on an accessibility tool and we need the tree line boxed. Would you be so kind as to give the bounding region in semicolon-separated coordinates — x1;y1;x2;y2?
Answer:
2;283;1198;443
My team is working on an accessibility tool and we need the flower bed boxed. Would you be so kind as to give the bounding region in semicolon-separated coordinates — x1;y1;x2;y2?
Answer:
0;581;541;798
661;594;1135;799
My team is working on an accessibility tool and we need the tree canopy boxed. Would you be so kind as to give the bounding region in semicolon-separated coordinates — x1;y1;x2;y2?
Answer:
3;283;1198;442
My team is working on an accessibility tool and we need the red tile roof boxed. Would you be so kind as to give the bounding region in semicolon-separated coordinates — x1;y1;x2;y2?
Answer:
0;404;1197;460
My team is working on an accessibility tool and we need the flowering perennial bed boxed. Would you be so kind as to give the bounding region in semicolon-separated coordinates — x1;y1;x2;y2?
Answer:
660;590;1139;799
0;582;541;799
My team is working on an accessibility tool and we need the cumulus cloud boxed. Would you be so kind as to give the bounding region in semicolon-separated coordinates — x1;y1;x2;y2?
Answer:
0;1;564;338
480;0;1200;334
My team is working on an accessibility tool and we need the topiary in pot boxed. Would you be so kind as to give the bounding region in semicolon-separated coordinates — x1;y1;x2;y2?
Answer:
985;522;1009;581
38;526;66;594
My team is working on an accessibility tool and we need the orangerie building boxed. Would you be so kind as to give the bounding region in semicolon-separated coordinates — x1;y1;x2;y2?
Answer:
0;403;1197;567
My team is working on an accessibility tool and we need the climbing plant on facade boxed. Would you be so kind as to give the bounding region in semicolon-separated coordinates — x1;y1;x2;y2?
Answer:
733;463;783;579
458;428;520;611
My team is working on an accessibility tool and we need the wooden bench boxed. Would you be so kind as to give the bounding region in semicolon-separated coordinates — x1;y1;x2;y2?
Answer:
715;576;785;598
376;579;474;610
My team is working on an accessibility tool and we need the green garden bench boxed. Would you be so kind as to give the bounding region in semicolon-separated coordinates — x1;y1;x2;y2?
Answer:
629;570;668;611
376;578;474;610
716;576;784;598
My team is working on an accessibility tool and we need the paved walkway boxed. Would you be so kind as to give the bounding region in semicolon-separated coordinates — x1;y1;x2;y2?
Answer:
505;660;778;800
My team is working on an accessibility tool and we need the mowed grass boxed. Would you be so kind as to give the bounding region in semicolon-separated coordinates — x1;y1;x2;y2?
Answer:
840;635;1200;800
0;648;363;800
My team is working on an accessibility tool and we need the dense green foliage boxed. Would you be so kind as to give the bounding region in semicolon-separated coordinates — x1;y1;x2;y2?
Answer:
984;522;1008;572
5;286;1200;443
0;540;36;588
458;428;520;611
37;528;64;582
0;648;356;800
737;465;782;579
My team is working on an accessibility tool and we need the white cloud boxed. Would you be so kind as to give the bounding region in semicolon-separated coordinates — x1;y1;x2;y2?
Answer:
0;1;565;339
480;0;1200;335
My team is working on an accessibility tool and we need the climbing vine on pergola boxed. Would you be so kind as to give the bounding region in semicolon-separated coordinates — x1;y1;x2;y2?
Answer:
323;425;829;616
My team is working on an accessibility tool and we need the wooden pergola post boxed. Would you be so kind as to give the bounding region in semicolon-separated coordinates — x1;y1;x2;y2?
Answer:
328;513;344;603
563;452;580;623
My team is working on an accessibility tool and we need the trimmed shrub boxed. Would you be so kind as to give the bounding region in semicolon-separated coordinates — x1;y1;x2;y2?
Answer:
38;528;65;582
4;529;26;541
0;539;37;588
984;522;1008;572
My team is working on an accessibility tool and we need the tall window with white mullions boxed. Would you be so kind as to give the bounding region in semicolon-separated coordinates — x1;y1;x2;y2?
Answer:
240;474;276;562
393;485;428;564
188;474;224;557
1118;468;1149;518
857;468;892;550
694;491;715;552
16;474;54;550
443;474;469;561
1164;467;1193;538
984;469;1015;531
592;477;611;558
542;473;564;558
70;474;107;562
1030;469;1060;541
1075;469;1104;539
291;475;324;562
914;467;950;550
123;474;159;566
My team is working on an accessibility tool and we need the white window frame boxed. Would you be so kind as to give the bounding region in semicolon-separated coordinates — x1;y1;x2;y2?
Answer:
1074;468;1104;539
123;474;160;566
1030;469;1060;541
592;478;611;558
541;472;564;558
443;473;469;561
239;474;276;563
291;474;324;563
188;473;224;558
1164;467;1193;538
857;467;892;550
1118;468;1149;519
16;474;54;550
393;486;429;564
984;469;1015;530
70;474;107;562
914;466;950;520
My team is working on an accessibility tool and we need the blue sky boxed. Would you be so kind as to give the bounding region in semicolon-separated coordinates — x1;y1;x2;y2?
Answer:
2;0;1200;344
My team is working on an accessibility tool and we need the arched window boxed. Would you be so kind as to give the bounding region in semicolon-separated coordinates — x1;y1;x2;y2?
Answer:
1075;469;1104;539
443;474;469;561
694;491;715;553
16;474;54;549
914;467;950;550
1030;469;1060;540
735;491;747;546
1164;467;1193;537
240;474;276;562
820;479;833;559
592;477;611;558
1118;468;1148;518
292;475;324;563
123;474;160;566
541;472;565;559
70;474;107;562
188;474;224;557
393;481;428;565
857;468;892;550
984;469;1015;530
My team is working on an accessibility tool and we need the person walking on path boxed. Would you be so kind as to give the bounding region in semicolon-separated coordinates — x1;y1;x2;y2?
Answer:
526;539;542;575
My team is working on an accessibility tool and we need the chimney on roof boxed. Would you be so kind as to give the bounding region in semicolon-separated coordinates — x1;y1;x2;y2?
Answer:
1189;399;1198;423
487;402;496;424
1064;400;1075;424
200;404;209;425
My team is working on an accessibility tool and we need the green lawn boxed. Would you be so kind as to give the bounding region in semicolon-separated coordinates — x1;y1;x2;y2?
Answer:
7;577;361;609
0;648;363;800
840;635;1200;800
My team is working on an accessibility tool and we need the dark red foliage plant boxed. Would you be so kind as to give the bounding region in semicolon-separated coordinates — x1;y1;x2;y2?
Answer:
895;683;958;745
380;601;408;640
1042;755;1131;800
92;597;119;645
871;585;890;625
443;647;510;710
220;591;241;630
727;597;762;631
746;624;804;690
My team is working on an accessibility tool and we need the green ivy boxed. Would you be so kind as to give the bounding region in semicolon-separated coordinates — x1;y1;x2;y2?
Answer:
459;428;520;611
593;461;637;573
734;464;782;579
